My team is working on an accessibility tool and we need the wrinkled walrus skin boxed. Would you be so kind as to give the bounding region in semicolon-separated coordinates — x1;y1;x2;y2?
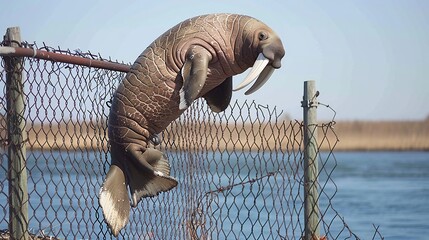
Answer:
99;13;285;236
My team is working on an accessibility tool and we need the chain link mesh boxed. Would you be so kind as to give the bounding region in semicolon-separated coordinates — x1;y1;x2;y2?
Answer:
0;42;383;239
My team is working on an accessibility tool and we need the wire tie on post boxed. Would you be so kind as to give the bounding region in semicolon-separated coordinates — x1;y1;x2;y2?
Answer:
301;99;310;108
302;91;320;108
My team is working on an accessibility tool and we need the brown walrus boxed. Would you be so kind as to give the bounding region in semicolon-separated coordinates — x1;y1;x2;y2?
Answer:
99;13;285;236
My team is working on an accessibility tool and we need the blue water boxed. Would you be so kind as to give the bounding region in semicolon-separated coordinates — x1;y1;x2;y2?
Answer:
322;151;429;239
0;151;428;239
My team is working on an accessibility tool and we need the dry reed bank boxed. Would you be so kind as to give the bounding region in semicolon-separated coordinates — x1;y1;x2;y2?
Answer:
1;119;428;151
325;120;429;151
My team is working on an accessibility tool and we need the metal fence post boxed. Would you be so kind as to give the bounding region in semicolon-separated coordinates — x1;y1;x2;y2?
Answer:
302;80;320;240
4;27;29;240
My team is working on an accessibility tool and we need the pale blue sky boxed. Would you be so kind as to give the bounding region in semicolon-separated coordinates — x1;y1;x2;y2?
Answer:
1;1;428;120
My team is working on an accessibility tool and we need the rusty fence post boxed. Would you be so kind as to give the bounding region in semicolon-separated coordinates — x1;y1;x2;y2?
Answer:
302;80;320;240
4;26;29;240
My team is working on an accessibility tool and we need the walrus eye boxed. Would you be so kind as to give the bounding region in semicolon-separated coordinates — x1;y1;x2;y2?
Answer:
258;31;268;41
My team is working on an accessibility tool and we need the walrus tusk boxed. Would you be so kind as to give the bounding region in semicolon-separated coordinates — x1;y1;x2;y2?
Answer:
244;65;275;95
233;53;269;91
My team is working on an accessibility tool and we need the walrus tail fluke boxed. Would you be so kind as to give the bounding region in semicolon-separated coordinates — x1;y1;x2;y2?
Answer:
99;164;130;236
99;147;177;236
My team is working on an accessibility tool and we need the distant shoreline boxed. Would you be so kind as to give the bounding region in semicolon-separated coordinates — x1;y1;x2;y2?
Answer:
1;120;428;152
322;120;429;151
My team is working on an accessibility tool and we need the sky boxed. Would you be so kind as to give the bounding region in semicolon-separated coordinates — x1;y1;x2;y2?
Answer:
1;0;428;121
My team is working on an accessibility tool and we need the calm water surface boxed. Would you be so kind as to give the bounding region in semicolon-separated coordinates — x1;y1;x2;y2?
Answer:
1;151;428;239
324;151;429;239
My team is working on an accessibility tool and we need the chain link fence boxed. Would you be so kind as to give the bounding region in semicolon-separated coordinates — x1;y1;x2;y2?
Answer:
1;36;384;239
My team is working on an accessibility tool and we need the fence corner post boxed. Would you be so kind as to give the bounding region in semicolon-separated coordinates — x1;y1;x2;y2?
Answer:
4;26;29;240
302;80;320;240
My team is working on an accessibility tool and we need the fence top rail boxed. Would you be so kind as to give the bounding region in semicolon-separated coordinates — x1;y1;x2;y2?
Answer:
0;45;131;72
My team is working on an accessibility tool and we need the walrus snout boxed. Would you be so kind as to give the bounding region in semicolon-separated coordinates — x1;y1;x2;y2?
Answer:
271;58;282;69
262;37;285;69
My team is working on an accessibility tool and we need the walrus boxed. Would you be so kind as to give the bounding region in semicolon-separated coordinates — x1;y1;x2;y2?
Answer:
99;13;285;236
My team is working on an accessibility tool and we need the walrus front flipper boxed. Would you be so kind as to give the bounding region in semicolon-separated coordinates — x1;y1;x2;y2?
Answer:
203;76;233;113
99;165;130;237
179;46;212;110
127;148;178;207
